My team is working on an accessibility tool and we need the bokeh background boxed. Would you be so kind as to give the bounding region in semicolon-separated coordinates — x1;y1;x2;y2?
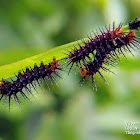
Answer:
0;0;140;140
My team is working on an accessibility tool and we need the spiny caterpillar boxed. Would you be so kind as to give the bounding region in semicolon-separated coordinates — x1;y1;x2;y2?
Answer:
1;18;140;111
0;57;62;110
63;22;124;73
63;18;140;90
80;30;138;90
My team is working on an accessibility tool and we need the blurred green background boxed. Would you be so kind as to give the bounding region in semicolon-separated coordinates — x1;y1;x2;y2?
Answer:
0;0;140;140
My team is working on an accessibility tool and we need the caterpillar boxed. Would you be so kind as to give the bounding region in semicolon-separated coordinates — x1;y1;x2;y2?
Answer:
79;29;139;90
62;22;123;73
63;18;140;74
62;18;140;90
0;57;62;110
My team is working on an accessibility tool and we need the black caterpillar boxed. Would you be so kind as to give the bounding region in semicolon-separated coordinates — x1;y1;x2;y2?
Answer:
80;30;139;90
1;18;140;110
62;22;123;73
63;18;140;90
0;57;62;110
63;18;140;72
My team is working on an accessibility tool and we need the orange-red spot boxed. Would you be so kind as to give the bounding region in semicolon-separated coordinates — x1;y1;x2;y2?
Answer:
68;53;72;59
110;28;122;38
0;81;4;86
51;56;59;71
116;28;122;35
127;30;135;42
80;65;88;76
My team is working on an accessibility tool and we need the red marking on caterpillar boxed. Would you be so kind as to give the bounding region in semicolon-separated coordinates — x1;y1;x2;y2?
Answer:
0;57;62;111
62;22;124;74
79;29;139;90
62;19;140;90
